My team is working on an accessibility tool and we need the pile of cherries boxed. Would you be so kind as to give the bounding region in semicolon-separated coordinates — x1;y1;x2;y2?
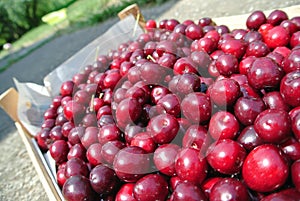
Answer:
37;9;300;201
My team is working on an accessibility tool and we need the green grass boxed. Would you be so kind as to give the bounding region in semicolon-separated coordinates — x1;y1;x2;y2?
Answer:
0;0;169;71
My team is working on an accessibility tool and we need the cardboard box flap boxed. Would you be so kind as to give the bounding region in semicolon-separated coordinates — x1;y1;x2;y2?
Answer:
0;88;19;122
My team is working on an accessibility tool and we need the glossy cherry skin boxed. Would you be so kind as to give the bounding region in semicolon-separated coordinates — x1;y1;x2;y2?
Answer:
292;113;300;140
246;10;267;30
242;144;289;193
281;138;300;161
185;24;204;40
115;183;136;201
147;113;179;144
64;158;89;179
181;92;211;124
290;31;300;48
209;178;250;201
239;56;256;75
170;182;207;201
86;143;103;168
206;139;247;175
49;140;69;164
157;93;181;117
175;147;208;185
234;96;266;126
219;38;246;59
264;26;290;49
280;70;300;107
89;164;119;195
209;78;241;107
153;143;180;176
130;132;157;153
67;143;87;161
254;109;291;143
60;80;75;97
62;175;97;201
115;98;142;129
81;127;99;149
247;57;284;90
215;54;238;76
246;41;270;57
261;188;300;201
208;111;240;140
182;125;211;153
133;174;169;201
267;9;288;26
291;160;300;192
263;91;290;112
113;146;150;182
237;125;264;151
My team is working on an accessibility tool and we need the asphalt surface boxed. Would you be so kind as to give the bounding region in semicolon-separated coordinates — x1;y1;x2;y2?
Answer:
1;0;300;200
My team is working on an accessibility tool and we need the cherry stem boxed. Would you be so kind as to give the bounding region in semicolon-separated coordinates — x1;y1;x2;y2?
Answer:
147;55;156;62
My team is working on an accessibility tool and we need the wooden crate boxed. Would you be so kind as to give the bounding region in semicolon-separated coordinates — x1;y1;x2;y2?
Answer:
1;4;300;201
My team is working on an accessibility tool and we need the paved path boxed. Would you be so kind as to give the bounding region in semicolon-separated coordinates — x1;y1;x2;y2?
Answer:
1;0;300;200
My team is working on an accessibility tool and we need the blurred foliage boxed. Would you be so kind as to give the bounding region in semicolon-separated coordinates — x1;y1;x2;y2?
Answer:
0;0;76;49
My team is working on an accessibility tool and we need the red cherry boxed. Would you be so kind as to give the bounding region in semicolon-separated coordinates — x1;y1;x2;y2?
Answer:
242;144;289;192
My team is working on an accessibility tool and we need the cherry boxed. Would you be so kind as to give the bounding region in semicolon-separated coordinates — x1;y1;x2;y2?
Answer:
147;113;179;144
261;188;300;201
219;38;246;59
60;80;75;97
130;132;157;153
246;10;267;30
292;113;300;141
68;126;85;145
215;53;238;76
175;73;201;96
267;10;288;26
61;122;74;138
237;125;264;151
206;139;246;175
239;56;256;75
133;174;169;201
281;139;300;161
244;30;263;43
115;98;142;129
89;164;119;195
280;70;300;107
64;157;89;179
175;147;208;185
67;143;86;161
234;96;266;126
86;143;103;167
157;93;181;117
185;24;204;40
264;26;290;49
115;183;136;201
81;127;99;149
173;57;198;75
290;31;300;48
247;57;283;90
209;78;241;107
62;175;97;201
170;182;207;201
254;109;291;143
165;19;180;31
113;146;150;182
56;167;67;188
49;140;69;164
282;49;300;73
242;144;289;192
292;160;300;192
98;124;121;144
153;143;180;176
262;91;290;112
181;92;211;124
246;41;270;57
63;100;85;122
209;178;250;201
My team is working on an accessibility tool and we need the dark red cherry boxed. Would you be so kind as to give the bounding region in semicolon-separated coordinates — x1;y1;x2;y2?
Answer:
181;92;211;124
234;96;266;126
62;175;96;201
254;109;291;143
247;57;283;90
115;183;136;201
86;143;103;167
49;140;69;164
89;164;119;195
280;70;300;107
292;160;300;192
242;144;289;193
210;78;240;106
182;125;211;152
64;157;89;179
147;113;179;144
209;178;250;201
113;146;150;182
133;174;169;201
207;139;246;175
130;132;157;153
267;9;288;26
215;54;238;76
175;147;208;185
246;10;267;30
170;182;207;201
153;143;180;176
237;126;264;151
